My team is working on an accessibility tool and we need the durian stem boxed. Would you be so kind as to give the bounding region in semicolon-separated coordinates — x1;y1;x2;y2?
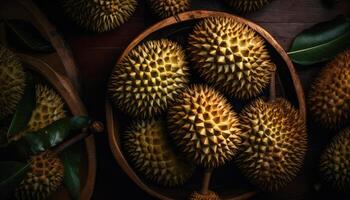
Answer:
269;70;276;102
53;120;104;154
200;168;213;195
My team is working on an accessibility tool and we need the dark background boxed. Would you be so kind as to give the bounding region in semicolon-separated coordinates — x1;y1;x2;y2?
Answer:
33;0;350;199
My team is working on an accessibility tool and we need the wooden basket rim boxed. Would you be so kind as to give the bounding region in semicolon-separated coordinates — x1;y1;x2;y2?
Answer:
107;10;306;200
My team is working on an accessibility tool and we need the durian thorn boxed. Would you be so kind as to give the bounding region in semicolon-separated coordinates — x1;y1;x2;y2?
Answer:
269;70;276;102
53;120;104;154
200;168;213;195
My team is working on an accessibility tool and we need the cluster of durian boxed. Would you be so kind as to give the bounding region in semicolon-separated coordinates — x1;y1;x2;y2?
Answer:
0;46;67;199
108;16;307;197
307;50;350;192
62;0;138;32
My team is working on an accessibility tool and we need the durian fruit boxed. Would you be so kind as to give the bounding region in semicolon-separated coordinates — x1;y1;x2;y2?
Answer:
224;0;271;13
109;39;189;119
188;17;275;99
148;0;191;18
123;120;194;186
308;50;350;128
189;191;221;200
15;151;64;200
167;85;242;168
63;0;138;32
27;85;66;132
237;98;307;191
320;128;350;191
0;45;26;120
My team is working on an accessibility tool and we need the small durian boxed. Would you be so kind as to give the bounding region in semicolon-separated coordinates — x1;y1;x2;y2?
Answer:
63;0;138;32
0;45;26;120
148;0;191;18
320;128;350;191
109;39;189;119
189;191;221;200
188;17;275;99
237;98;307;191
123;120;194;186
27;85;66;132
308;50;350;128
167;85;242;168
225;0;272;13
15;151;64;200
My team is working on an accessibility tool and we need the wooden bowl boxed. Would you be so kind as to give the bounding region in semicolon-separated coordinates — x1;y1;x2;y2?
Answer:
106;10;306;200
0;0;96;199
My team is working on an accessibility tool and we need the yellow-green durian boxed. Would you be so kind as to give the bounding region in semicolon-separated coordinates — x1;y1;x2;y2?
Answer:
308;50;350;128
63;0;138;32
15;151;64;200
237;98;307;191
27;85;66;132
188;17;275;99
320;128;350;191
0;45;26;119
167;85;242;168
109;39;189;119
225;0;272;13
148;0;191;18
124;120;194;187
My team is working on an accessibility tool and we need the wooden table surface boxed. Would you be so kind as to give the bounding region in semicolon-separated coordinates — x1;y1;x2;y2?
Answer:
34;0;350;199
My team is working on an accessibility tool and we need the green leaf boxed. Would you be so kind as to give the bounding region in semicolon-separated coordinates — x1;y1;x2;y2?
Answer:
288;16;350;65
61;145;82;200
7;72;36;139
5;19;54;53
0;161;30;198
15;116;90;156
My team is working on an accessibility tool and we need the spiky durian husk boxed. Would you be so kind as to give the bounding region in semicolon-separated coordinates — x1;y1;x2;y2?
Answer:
237;98;307;191
308;50;350;128
148;0;191;18
225;0;271;13
109;39;189;119
188;17;275;99
63;0;138;32
124;120;194;186
27;85;66;132
320;128;350;191
167;85;242;168
189;191;221;200
0;45;26;120
15;151;64;200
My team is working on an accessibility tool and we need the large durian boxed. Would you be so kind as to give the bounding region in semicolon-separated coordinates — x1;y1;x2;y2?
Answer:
320;128;350;191
27;85;66;132
237;98;307;191
167;85;242;168
148;0;191;18
15;151;64;200
123;120;194;186
63;0;138;32
225;0;272;13
109;39;189;119
188;17;275;99
308;50;350;128
0;45;26;119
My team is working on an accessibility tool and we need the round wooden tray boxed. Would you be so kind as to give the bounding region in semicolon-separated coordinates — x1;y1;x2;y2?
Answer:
18;54;96;200
106;10;306;200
